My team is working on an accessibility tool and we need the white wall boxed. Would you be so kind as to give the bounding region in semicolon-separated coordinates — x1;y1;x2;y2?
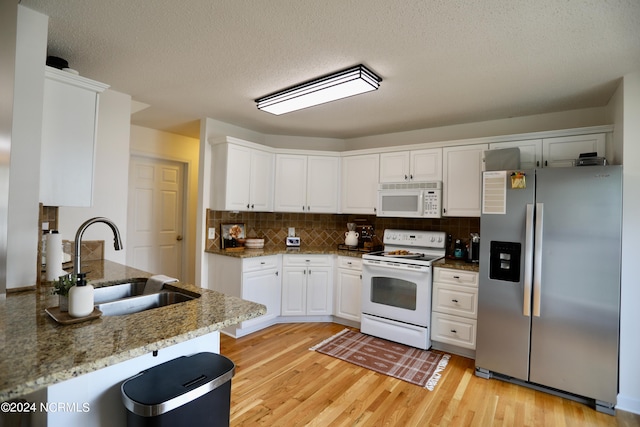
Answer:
617;72;640;414
5;6;47;290
344;106;610;150
58;89;131;265
129;125;199;284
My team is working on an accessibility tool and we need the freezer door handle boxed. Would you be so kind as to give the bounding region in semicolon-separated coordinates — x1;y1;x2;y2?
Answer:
533;202;544;317
523;204;534;317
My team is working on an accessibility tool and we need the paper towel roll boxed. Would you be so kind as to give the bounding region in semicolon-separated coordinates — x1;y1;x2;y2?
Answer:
45;231;66;281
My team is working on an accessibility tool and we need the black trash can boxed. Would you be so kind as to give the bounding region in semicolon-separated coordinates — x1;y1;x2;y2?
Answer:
121;352;235;427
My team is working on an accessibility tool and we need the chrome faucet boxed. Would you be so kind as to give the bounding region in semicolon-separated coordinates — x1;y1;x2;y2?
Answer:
74;217;123;275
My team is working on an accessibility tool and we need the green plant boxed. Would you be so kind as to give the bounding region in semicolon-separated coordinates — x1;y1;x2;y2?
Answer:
52;274;75;297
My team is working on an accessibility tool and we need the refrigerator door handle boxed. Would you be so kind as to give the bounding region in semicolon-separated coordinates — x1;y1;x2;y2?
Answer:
533;202;544;317
523;204;534;317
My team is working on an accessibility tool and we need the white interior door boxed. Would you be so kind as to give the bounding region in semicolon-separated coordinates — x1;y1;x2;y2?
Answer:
127;156;185;280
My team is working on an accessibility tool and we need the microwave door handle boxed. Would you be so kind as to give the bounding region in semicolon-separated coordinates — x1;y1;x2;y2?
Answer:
523;204;534;317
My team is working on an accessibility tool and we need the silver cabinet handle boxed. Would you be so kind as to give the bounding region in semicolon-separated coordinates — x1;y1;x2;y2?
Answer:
176;235;183;241
523;203;534;317
451;299;459;303
533;202;544;317
450;329;457;334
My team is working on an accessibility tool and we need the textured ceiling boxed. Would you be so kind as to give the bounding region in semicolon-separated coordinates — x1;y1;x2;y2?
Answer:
20;0;640;140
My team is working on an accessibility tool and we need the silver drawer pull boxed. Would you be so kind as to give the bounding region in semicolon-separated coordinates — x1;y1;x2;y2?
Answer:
453;275;460;279
451;299;459;303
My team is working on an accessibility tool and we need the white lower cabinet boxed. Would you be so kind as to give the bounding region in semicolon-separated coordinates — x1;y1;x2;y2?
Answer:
208;254;281;337
282;255;333;316
334;256;363;322
431;267;478;356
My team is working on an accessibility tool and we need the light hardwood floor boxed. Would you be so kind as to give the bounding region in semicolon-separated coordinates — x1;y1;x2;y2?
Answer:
220;323;640;427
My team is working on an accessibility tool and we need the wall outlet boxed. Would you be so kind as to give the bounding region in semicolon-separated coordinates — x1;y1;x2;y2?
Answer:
208;227;216;240
288;227;295;237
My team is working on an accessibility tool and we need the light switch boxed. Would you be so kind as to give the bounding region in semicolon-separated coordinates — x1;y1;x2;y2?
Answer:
208;227;216;239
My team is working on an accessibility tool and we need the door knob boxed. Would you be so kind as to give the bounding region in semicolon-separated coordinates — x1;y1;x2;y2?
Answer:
176;235;183;241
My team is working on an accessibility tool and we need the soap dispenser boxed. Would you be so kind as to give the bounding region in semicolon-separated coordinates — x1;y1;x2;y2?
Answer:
69;273;94;317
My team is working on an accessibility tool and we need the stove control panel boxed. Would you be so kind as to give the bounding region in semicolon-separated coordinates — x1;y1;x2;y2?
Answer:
382;229;446;248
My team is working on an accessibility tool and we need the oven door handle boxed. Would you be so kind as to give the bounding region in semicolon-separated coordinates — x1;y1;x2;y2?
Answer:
363;259;431;273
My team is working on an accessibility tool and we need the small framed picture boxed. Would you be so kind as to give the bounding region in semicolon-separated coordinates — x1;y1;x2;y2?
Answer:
220;223;245;249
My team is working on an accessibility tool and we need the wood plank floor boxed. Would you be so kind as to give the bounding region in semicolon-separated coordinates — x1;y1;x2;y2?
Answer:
220;323;640;427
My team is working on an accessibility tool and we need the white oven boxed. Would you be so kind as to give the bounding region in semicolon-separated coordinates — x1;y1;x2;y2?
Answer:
361;260;432;326
361;229;446;349
377;182;442;218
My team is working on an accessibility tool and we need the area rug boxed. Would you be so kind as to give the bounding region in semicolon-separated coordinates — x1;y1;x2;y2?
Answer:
310;329;450;390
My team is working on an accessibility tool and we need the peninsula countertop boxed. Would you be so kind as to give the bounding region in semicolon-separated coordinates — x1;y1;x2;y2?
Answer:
0;260;266;402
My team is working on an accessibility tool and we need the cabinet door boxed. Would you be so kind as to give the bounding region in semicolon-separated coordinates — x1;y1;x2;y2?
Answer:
274;154;307;212
379;151;410;183
307;156;339;213
542;134;605;168
489;139;542;169
335;268;362;322
281;267;306;316
223;144;252;210
248;149;274;211
341;154;380;214
307;266;333;315
242;268;281;328
40;70;106;207
411;148;442;181
442;144;488;217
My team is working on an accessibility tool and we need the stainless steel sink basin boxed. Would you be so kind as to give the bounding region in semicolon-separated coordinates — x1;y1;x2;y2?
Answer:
93;279;147;304
96;291;196;316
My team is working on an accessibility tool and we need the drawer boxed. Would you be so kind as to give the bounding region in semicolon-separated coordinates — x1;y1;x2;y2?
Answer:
337;256;362;270
283;254;331;267
432;282;477;318
434;267;478;287
243;255;279;272
431;312;477;349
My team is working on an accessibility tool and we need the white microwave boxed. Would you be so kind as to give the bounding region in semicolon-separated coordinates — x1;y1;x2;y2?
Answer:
377;182;442;218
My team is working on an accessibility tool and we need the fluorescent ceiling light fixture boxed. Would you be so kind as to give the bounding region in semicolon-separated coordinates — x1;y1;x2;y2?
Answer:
256;64;381;115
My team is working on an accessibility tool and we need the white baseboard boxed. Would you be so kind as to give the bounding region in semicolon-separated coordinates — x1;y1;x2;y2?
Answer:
616;393;640;415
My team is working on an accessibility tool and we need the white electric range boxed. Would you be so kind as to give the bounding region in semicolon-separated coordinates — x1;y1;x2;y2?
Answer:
361;229;446;349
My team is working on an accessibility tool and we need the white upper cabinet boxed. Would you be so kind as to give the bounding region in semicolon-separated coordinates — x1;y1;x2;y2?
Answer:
488;133;605;169
274;154;339;213
341;154;380;215
274;154;307;212
488;139;543;170
39;66;108;207
379;148;442;183
442;144;488;217
542;134;605;168
211;141;274;211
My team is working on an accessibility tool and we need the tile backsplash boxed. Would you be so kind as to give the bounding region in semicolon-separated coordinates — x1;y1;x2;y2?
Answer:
205;210;479;252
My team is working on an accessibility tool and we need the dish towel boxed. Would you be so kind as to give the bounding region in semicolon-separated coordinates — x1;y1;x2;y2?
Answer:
144;275;178;294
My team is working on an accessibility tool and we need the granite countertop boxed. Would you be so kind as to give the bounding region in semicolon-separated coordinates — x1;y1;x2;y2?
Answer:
434;257;480;272
0;260;266;402
207;245;480;273
206;244;365;259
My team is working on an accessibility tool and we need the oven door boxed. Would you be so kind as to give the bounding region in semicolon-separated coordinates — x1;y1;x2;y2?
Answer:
361;259;432;326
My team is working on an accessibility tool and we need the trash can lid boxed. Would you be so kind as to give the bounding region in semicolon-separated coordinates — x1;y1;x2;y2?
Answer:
121;352;235;417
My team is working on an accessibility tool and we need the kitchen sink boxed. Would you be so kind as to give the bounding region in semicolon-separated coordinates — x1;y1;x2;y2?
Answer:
93;279;147;304
96;290;197;316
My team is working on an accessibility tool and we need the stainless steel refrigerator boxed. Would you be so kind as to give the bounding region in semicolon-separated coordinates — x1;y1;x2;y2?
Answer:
475;165;622;414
